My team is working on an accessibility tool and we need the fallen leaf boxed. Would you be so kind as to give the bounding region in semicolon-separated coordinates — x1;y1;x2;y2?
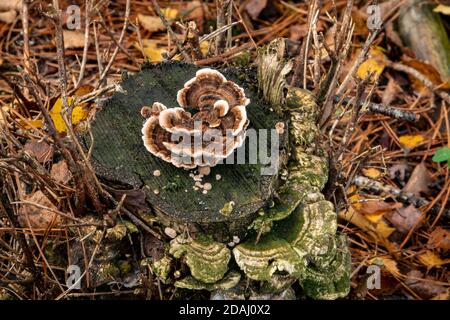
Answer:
200;40;209;56
385;205;423;234
0;105;11;125
403;163;431;196
50;160;72;185
399;134;425;150
362;168;382;179
62;30;85;49
50;96;90;133
23;140;54;163
161;7;178;20
0;0;22;11
0;10;16;24
417;250;450;268
245;0;268;20
138;14;166;33
357;47;387;80
434;4;450;15
110;188;150;213
339;206;395;239
432;147;450;164
405;270;447;299
18;191;62;230
350;194;401;218
17;119;44;130
137;40;166;62
428;227;450;250
370;257;401;277
401;59;450;95
375;220;396;238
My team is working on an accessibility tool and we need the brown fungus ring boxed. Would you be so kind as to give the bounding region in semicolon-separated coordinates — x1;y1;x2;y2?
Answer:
141;68;250;169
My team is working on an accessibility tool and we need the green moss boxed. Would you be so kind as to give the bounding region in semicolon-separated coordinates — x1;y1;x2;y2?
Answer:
233;235;306;281
169;234;231;283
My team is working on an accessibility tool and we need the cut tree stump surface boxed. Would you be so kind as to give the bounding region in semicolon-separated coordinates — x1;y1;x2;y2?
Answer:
83;62;288;239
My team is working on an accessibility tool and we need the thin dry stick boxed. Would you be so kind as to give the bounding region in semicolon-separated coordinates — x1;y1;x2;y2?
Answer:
232;1;257;50
215;0;232;55
336;30;380;97
93;21;104;77
0;198;44;292
21;0;32;75
75;0;92;88
150;0;191;62
96;0;131;89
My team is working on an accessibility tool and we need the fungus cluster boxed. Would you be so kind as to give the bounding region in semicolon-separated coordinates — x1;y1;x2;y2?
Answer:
141;69;250;169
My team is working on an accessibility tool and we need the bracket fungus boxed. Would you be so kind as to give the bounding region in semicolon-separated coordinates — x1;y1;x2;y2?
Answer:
141;68;250;169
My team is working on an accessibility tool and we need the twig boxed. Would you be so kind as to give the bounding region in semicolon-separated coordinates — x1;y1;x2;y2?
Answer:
336;30;381;97
150;0;191;63
333;95;420;122
96;0;131;89
387;61;450;104
354;176;450;221
0;195;44;292
215;0;232;55
75;0;92;88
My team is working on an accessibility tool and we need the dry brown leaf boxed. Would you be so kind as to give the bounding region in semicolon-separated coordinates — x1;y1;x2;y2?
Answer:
18;191;62;230
245;0;268;20
402;59;450;94
0;0;22;11
0;10;16;24
50;160;72;185
110;188;150;213
23;140;54;164
405;270;447;299
181;1;205;27
62;30;85;49
138;14;165;33
403;163;431;196
385;205;423;234
428;227;450;250
351;194;401;217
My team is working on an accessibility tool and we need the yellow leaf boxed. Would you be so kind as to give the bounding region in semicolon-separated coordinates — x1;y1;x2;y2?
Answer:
370;257;401;277
434;4;450;15
161;7;178;20
200;40;209;56
375;220;395;238
418;250;450;268
50;97;89;133
138;14;165;33
399;134;425;150
18;119;44;129
362;168;382;179
357;47;387;80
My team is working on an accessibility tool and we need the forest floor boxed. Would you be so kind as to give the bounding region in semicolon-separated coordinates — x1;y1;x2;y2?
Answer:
0;0;449;300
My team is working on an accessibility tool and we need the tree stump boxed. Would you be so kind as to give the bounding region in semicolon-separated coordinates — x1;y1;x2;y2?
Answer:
83;62;288;241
